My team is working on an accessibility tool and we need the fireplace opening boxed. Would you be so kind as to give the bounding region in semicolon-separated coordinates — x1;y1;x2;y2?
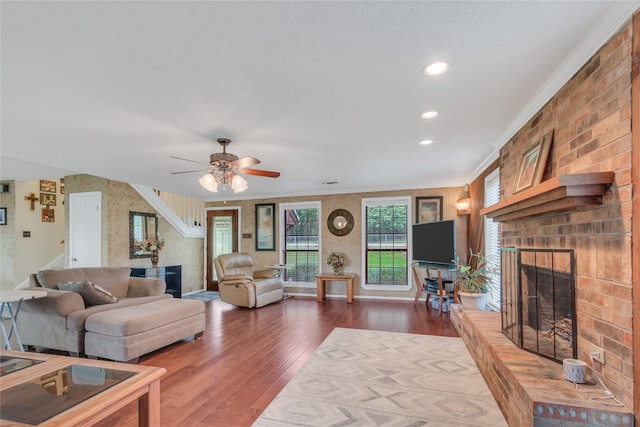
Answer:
501;248;576;363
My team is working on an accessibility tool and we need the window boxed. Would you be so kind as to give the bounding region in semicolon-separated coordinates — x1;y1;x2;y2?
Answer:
362;197;410;290
279;202;321;285
484;168;501;311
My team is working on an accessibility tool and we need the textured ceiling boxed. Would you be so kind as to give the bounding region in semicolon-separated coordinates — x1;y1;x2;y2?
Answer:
1;1;638;200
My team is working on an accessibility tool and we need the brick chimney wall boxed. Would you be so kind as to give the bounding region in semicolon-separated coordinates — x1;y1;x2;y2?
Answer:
498;22;634;407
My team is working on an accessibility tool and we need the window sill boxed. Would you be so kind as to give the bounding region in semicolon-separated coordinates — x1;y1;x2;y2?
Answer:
362;284;411;292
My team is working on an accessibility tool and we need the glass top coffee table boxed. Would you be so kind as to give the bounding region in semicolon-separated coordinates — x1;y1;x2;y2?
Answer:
0;350;166;426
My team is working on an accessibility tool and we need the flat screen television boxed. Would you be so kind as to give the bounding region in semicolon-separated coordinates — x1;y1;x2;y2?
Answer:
412;219;456;266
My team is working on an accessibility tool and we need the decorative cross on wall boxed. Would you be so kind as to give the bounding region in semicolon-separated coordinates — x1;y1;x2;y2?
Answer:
24;192;39;211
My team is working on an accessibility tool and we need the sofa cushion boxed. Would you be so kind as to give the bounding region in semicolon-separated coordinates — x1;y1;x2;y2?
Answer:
58;281;119;306
253;277;283;294
38;267;131;298
85;299;205;336
66;294;172;332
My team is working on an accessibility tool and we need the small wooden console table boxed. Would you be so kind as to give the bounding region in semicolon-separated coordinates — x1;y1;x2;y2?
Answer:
316;273;355;303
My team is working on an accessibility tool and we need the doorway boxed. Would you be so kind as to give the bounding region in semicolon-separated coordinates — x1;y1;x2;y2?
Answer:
206;209;239;291
69;191;102;267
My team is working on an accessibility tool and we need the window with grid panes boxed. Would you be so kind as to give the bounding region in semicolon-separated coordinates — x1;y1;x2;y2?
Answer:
280;202;320;283
362;197;410;288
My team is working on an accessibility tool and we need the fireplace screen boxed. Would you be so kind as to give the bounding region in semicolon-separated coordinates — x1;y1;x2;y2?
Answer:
501;248;576;363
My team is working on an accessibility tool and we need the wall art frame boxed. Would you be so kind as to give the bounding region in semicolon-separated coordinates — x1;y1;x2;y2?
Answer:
40;193;57;206
415;196;443;223
40;180;56;193
513;129;553;194
42;208;55;222
255;203;276;251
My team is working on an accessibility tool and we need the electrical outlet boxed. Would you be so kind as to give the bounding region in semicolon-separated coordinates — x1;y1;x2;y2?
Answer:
591;344;605;364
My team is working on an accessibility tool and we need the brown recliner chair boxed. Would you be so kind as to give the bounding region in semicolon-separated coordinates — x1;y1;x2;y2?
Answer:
214;253;284;308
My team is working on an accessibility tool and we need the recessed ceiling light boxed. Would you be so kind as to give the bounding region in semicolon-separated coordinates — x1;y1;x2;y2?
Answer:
421;111;439;119
419;140;434;146
424;62;449;76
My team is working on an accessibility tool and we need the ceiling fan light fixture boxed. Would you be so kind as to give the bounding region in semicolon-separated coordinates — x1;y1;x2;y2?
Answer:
231;174;248;193
173;138;280;195
199;172;218;192
423;62;449;76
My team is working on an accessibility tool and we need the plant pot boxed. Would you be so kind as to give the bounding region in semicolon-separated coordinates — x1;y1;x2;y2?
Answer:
459;291;487;310
332;266;344;275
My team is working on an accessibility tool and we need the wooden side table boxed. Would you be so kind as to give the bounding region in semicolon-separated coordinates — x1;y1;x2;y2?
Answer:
316;273;355;303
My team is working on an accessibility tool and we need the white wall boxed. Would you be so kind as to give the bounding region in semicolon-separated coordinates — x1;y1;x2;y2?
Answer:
14;180;65;286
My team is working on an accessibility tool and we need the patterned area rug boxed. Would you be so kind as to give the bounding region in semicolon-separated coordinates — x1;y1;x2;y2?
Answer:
253;327;506;427
182;291;220;302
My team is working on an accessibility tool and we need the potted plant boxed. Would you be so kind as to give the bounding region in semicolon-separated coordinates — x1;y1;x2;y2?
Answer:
140;234;165;267
453;249;493;310
327;252;347;275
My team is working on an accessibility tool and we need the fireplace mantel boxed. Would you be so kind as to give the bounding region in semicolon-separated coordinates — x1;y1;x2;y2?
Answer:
480;172;614;222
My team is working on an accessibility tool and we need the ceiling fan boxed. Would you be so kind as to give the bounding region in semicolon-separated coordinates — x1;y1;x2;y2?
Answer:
171;138;280;193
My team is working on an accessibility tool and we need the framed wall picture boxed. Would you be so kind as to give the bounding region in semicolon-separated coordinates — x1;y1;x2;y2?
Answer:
40;180;57;193
40;193;57;206
255;203;276;251
415;196;443;223
42;208;55;222
513;129;553;194
0;207;6;225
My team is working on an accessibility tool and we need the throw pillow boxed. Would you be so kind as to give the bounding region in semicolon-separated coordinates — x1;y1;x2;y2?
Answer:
57;281;119;306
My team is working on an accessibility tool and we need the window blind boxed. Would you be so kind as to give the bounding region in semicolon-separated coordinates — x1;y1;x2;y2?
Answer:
362;197;409;286
281;203;320;283
484;169;501;311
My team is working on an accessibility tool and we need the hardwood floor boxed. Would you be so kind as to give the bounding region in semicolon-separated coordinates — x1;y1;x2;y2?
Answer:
93;296;458;427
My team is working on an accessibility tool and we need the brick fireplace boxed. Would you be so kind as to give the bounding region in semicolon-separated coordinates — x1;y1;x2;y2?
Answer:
460;14;637;426
451;307;633;426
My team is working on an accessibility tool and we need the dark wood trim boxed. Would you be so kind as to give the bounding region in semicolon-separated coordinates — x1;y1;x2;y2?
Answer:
631;10;640;427
206;209;239;291
468;159;499;255
479;172;614;222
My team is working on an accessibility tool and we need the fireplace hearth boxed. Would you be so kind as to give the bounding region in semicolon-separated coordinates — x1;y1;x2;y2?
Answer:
501;248;576;363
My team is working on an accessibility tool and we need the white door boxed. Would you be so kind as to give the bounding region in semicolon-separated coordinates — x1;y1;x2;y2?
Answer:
69;191;102;267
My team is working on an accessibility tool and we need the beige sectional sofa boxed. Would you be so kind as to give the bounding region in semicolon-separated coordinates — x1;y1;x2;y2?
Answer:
17;267;205;362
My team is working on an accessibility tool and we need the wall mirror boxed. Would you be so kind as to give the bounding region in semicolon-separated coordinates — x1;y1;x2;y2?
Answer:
129;211;158;258
327;209;354;236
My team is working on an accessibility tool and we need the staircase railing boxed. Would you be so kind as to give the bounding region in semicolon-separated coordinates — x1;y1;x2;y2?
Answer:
130;184;205;238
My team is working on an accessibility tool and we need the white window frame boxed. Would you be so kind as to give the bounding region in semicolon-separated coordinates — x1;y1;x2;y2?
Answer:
484;168;501;311
279;201;321;288
361;196;412;291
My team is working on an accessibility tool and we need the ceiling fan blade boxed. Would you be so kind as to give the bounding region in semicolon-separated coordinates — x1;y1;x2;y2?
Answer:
170;155;208;166
231;156;260;169
170;169;209;175
243;168;281;178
